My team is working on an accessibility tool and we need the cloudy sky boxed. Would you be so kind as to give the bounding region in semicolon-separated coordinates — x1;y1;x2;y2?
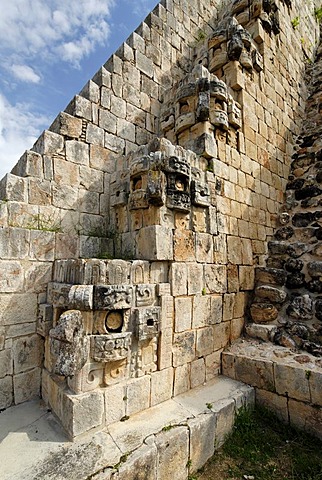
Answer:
0;0;158;179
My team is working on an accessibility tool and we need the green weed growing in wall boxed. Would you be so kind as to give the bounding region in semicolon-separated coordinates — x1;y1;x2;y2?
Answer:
291;16;300;29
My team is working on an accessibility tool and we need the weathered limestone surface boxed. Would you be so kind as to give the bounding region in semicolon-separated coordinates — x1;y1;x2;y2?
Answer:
223;339;322;439
0;376;254;480
1;0;322;456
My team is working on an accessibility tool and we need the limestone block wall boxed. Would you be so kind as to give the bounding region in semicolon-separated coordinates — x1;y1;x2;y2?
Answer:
0;0;320;413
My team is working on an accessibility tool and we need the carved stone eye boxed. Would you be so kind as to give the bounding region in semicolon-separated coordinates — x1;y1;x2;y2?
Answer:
105;311;123;332
133;176;142;190
175;178;185;191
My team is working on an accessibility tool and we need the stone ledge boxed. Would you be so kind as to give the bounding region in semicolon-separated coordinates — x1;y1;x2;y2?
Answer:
222;339;322;439
0;376;254;480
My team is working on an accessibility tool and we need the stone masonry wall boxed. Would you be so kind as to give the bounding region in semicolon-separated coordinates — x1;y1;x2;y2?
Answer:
247;34;322;355
0;0;320;413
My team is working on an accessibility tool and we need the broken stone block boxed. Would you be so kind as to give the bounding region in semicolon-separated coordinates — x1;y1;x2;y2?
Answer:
50;310;89;377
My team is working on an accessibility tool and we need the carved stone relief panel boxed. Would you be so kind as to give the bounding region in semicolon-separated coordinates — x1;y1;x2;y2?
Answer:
91;333;132;362
93;285;134;310
136;284;157;307
135;307;161;341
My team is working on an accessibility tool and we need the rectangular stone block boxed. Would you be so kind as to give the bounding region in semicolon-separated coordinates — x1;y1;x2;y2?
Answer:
173;331;195;367
170;263;187;296
310;370;322;406
205;350;221;381
187;264;203;295
29;230;55;262
151;367;173;406
196;327;214;357
79;79;100;103
255;388;288;422
289;399;322;440
50;112;82;138
190;358;205;389
158;326;172;370
117;444;157;480
0;293;38;325
0;349;12;378
28;178;52;205
66;140;89;166
11;150;43;178
33;130;64;155
221;351;236;379
188;414;216;473
204;265;227;293
235;355;275;391
156;426;189;480
192;295;211;328
66;95;92;121
0;174;27;202
274;363;311;402
105;382;126;425
174;364;190;396
0;261;24;292
62;390;105;438
174;297;192;332
126;376;151;416
0;375;13;409
13;367;41;405
13;334;44;374
195;233;213;263
136;226;173;261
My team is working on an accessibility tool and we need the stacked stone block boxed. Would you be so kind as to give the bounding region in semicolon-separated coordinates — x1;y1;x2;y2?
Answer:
0;0;320;443
223;340;322;439
248;38;322;356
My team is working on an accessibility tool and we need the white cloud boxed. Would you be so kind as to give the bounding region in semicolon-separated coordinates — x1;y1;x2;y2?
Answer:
0;0;115;67
0;93;50;180
9;64;41;84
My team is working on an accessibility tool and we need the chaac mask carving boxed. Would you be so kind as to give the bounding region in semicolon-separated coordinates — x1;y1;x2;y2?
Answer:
49;309;89;377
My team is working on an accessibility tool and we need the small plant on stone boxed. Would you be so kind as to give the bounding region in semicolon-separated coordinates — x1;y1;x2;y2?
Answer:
206;402;213;410
27;213;62;233
315;6;322;22
291;16;300;29
162;424;174;432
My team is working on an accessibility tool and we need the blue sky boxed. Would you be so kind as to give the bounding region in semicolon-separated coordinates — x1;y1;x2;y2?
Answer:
0;0;158;179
